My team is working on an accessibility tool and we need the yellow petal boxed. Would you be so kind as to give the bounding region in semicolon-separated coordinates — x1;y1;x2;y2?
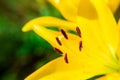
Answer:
91;0;119;57
48;0;77;22
117;19;120;62
77;0;98;20
22;16;77;32
75;0;119;62
75;18;119;70
76;0;119;50
77;0;119;49
25;56;113;80
105;0;120;13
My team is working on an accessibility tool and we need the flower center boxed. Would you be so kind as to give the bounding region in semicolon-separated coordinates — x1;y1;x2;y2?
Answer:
54;27;82;64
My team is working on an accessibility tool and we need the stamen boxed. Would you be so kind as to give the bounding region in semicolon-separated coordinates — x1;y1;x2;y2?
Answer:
79;41;83;51
56;37;62;46
60;29;68;39
64;53;69;64
76;26;81;37
54;47;63;54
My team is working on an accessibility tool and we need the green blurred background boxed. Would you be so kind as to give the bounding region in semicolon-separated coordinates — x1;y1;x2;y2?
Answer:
0;0;120;80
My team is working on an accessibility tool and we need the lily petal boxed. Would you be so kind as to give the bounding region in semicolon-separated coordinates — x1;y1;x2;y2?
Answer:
25;56;113;80
48;0;77;22
77;0;98;20
117;19;120;62
91;0;119;56
75;0;119;63
105;0;120;13
22;16;77;32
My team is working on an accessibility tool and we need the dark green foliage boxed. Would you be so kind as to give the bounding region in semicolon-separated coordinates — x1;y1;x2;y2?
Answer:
0;0;61;80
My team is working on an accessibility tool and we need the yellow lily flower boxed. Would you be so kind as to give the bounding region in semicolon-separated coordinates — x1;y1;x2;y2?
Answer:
22;0;120;80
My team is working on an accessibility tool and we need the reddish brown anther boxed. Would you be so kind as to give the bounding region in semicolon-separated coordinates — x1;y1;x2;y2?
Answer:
54;47;63;54
56;37;62;46
79;41;83;51
76;26;81;37
61;29;68;39
64;53;69;64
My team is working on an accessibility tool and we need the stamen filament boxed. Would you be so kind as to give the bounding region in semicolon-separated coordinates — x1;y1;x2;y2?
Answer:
64;53;69;64
61;29;68;39
54;47;63;54
56;37;62;46
76;26;81;37
79;41;83;51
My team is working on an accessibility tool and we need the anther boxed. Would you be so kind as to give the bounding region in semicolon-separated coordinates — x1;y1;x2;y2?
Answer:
76;26;81;37
64;53;69;64
60;29;68;39
56;37;62;46
79;41;83;51
54;47;63;54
